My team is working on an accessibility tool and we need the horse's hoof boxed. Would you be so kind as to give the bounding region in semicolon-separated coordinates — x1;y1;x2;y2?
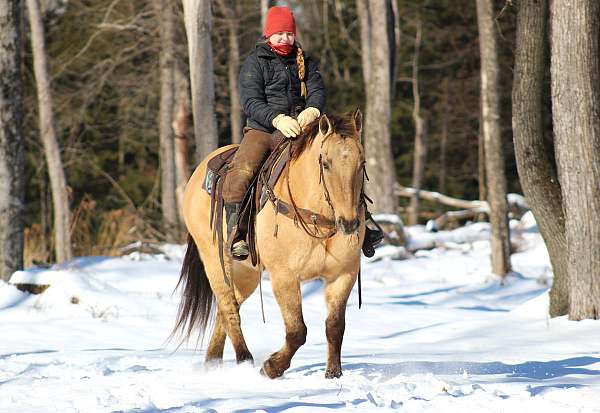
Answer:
261;359;284;379
236;351;254;365
204;358;223;369
324;367;342;379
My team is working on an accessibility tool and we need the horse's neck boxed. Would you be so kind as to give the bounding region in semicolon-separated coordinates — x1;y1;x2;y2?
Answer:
279;139;332;217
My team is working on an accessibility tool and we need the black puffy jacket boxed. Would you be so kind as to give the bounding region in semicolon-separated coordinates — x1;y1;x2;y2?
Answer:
239;42;326;133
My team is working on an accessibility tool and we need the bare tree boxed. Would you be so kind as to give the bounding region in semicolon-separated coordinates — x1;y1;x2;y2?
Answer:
173;62;191;228
182;0;218;162
512;0;568;316
476;0;511;277
26;0;72;262
357;0;398;214
357;0;371;97
0;0;25;280
439;78;449;198
216;0;243;144
261;0;269;27
550;0;600;320
408;15;427;226
156;0;179;240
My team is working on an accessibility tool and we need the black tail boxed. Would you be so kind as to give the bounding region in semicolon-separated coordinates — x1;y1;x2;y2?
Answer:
170;234;215;346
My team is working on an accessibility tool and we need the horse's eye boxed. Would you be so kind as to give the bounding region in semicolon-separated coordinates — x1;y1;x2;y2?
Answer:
322;161;330;170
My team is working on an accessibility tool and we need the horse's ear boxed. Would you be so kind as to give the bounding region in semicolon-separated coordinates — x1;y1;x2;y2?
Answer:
319;114;332;136
352;108;363;137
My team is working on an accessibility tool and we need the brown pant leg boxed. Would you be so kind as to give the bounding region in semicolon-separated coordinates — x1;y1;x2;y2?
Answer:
222;128;273;203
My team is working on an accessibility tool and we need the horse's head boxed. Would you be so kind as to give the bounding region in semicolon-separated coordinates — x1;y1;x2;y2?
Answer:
315;109;365;235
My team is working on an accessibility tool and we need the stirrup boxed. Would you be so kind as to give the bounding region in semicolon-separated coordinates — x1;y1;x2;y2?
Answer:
231;239;249;260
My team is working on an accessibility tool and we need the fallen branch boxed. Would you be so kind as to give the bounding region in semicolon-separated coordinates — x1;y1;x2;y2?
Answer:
394;184;489;211
429;207;488;232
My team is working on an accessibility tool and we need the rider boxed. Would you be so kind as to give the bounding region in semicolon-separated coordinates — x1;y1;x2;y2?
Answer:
222;6;383;260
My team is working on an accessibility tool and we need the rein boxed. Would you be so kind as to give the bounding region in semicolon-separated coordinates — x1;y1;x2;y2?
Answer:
284;144;338;240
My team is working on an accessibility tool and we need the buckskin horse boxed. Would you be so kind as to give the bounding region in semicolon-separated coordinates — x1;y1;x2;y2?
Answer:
172;110;366;379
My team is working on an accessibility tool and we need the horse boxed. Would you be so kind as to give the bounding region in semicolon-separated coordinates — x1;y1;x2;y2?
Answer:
172;110;366;379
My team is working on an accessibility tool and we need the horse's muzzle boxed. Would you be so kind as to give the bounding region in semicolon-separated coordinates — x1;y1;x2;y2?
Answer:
337;217;360;234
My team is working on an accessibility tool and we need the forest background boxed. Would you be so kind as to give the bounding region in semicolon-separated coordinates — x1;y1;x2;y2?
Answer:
18;0;523;263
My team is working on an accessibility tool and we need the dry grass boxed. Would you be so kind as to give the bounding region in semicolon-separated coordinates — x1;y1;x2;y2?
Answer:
24;224;51;267
24;195;174;266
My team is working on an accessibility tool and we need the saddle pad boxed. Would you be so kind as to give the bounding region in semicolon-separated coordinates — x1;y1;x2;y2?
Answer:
202;147;238;195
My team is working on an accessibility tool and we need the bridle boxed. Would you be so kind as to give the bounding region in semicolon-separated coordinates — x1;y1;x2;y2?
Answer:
283;132;367;240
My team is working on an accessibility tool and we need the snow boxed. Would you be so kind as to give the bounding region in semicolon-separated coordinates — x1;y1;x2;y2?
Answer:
2;219;600;412
507;193;529;210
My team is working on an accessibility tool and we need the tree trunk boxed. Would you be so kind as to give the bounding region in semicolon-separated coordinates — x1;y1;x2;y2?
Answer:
550;0;600;320
476;0;511;277
409;16;426;226
260;0;269;28
155;0;179;240
173;63;191;229
0;0;25;281
389;0;400;98
358;0;397;214
40;172;51;260
357;0;371;97
26;0;72;263
216;0;243;144
478;120;486;202
512;0;568;317
182;0;218;162
439;78;449;199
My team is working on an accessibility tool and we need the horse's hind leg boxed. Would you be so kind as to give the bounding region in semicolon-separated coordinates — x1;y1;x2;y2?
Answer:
324;272;357;378
261;274;307;379
199;259;253;364
205;262;260;364
205;312;226;363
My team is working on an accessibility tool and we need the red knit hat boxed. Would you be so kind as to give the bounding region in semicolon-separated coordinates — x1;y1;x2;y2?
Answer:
263;6;296;38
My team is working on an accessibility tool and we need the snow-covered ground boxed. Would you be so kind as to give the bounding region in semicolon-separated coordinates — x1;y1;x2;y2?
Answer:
2;216;600;413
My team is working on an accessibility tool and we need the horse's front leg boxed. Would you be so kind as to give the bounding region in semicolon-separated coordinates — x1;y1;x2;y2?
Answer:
324;272;357;378
261;274;307;379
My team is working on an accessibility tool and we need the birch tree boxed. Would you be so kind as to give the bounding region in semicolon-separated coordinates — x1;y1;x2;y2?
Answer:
0;0;25;280
476;0;511;276
182;0;218;162
550;0;600;320
27;0;72;262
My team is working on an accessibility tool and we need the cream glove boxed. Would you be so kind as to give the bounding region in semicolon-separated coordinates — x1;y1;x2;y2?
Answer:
297;107;321;129
272;114;301;138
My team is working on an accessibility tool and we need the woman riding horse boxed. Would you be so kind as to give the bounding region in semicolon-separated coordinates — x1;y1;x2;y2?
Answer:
222;6;381;259
172;6;384;380
177;111;369;379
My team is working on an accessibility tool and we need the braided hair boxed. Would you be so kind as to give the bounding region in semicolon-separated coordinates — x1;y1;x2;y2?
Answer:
296;46;307;98
262;37;307;98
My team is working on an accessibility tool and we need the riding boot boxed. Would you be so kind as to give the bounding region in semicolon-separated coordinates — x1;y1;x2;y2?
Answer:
225;202;249;260
361;221;384;258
